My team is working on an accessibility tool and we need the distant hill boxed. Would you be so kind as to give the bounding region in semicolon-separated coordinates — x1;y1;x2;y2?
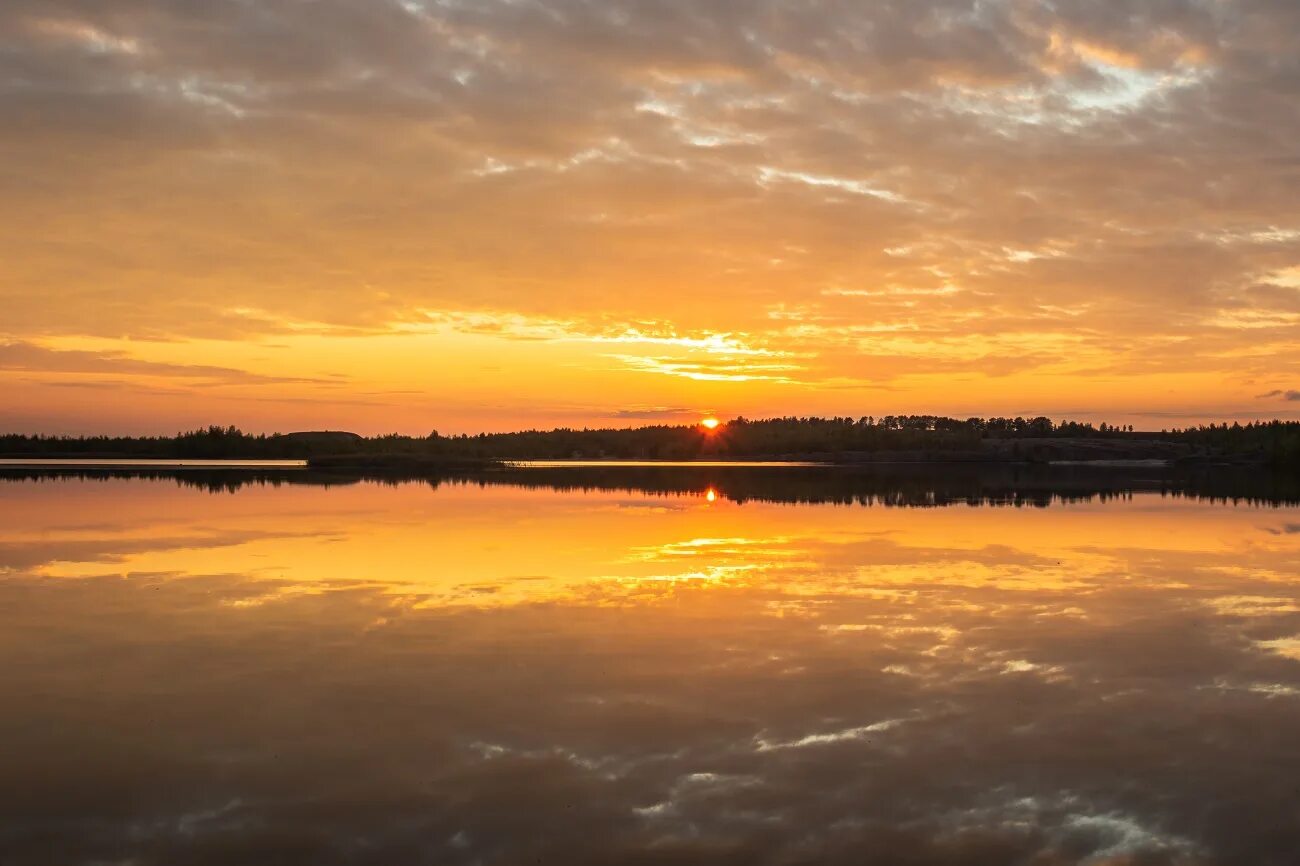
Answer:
275;431;364;446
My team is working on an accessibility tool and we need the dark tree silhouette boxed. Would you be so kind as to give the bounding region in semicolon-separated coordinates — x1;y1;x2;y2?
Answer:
2;417;1297;468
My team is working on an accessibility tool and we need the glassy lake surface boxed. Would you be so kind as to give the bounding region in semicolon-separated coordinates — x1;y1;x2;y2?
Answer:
2;469;1298;865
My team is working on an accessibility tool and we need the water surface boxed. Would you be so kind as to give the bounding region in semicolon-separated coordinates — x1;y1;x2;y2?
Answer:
1;471;1298;865
0;458;307;468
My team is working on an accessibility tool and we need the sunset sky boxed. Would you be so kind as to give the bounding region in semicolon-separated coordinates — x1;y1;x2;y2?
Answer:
2;0;1298;434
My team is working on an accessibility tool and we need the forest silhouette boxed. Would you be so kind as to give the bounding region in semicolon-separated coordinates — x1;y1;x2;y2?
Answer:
3;416;1299;467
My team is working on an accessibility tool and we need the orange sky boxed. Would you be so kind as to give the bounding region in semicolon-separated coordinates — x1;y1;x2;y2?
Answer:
1;1;1298;433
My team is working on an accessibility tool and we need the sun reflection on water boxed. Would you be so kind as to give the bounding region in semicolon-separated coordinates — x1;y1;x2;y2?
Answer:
1;477;1298;864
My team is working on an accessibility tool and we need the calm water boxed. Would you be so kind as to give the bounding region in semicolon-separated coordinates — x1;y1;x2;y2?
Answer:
0;458;308;468
2;471;1298;865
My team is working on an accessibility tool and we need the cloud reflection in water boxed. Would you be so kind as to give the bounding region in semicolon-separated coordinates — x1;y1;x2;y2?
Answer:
0;476;1298;865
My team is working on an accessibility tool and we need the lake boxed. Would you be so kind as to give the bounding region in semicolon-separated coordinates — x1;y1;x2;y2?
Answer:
1;468;1298;865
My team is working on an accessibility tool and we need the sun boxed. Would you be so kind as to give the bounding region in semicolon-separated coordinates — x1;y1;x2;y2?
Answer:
700;417;721;430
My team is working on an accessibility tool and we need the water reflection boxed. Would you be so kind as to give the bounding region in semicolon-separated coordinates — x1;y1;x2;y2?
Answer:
1;474;1298;865
5;462;1300;505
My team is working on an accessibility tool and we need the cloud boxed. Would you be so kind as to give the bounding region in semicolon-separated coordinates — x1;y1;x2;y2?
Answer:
0;341;336;386
0;0;1297;426
1256;389;1300;401
611;407;699;420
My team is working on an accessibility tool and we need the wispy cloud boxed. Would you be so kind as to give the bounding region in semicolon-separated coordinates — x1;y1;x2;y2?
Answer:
2;0;1299;427
611;407;699;420
0;342;336;387
608;355;802;384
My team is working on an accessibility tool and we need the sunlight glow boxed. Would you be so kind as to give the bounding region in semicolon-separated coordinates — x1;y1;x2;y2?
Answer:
3;1;1292;432
701;417;721;430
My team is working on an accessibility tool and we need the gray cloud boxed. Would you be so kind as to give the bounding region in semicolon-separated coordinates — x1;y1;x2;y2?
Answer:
0;0;1296;416
611;406;699;419
0;341;338;386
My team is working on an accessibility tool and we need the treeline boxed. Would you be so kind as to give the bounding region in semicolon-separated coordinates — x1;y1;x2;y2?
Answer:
442;415;1053;460
2;416;1298;466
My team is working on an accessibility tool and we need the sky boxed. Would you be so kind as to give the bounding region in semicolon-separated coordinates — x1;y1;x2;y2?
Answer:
1;0;1298;434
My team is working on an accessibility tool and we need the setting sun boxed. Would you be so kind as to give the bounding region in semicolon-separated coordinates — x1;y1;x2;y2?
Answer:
701;418;721;430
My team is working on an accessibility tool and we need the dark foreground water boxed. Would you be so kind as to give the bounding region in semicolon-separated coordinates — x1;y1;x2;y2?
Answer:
1;468;1298;865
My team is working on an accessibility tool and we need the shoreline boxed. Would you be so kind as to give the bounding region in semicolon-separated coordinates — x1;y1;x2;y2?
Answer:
0;455;1273;470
